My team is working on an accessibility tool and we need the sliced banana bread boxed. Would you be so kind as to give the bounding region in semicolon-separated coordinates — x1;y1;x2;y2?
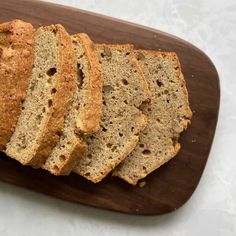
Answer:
42;33;103;175
73;44;151;183
0;20;34;150
6;24;77;167
113;50;192;185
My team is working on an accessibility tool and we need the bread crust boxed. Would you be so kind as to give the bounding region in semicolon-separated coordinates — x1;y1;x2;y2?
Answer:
30;24;77;167
0;20;34;150
71;33;103;134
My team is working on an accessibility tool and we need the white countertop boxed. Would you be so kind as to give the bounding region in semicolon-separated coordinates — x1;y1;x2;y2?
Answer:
0;0;235;235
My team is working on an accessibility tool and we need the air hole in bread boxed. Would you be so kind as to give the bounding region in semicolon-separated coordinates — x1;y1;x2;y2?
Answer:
51;88;57;94
102;126;107;132
42;107;46;113
131;127;134;132
156;80;163;87
59;155;66;162
77;63;85;87
111;146;117;152
29;83;36;91
122;79;129;85
36;114;42;121
124;100;128;104
142;149;151;155
106;143;112;148
53;165;59;172
139;143;144;148
103;100;106;106
119;133;123;137
166;99;170;103
85;172;90;176
47;67;57;77
48;99;53;107
56;131;61;137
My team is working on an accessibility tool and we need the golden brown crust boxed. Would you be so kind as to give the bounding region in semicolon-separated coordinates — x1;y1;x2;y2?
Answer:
71;33;103;133
30;24;77;167
0;20;34;150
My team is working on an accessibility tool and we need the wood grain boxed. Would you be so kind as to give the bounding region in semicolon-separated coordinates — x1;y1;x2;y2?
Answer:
0;0;220;215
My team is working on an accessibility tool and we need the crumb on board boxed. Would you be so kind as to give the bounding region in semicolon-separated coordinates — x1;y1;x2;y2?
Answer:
138;180;146;188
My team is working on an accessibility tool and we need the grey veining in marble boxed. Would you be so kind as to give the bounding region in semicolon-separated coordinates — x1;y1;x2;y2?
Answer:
0;0;235;235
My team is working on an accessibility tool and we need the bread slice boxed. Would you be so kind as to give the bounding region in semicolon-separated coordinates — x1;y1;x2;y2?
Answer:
42;33;103;175
6;24;77;167
73;44;151;183
0;20;34;150
113;50;192;185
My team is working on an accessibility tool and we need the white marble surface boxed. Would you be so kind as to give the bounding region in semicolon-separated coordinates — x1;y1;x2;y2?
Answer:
0;0;236;235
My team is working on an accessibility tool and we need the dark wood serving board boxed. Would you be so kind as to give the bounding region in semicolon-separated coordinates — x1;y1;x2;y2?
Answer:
0;0;220;215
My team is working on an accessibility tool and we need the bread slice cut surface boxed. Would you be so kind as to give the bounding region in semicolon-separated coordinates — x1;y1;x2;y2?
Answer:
113;50;192;185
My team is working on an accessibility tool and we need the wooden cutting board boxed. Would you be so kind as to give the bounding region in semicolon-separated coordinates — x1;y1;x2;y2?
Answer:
0;0;220;215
